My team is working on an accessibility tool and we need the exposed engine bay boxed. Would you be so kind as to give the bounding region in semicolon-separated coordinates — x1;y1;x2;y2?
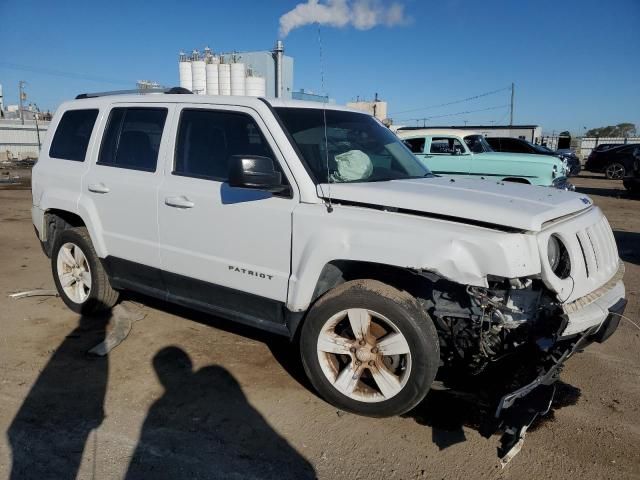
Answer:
418;273;624;464
426;276;563;377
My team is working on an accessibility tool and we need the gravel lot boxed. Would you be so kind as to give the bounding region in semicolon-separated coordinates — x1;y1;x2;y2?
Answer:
0;173;638;479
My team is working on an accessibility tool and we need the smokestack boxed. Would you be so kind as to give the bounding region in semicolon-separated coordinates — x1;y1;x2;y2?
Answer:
273;40;284;98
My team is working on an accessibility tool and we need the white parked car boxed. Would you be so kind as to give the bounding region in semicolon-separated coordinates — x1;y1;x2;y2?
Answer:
32;91;626;422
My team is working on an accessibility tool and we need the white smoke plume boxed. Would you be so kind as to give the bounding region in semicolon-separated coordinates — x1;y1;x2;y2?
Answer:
279;0;410;38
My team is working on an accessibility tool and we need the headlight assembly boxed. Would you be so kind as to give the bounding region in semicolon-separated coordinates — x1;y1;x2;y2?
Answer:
547;235;571;279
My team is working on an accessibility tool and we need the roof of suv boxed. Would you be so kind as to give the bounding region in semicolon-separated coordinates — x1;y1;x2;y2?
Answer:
62;93;360;114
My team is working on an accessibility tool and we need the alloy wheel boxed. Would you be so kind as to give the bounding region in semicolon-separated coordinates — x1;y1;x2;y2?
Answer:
316;308;412;403
605;163;625;179
56;242;92;303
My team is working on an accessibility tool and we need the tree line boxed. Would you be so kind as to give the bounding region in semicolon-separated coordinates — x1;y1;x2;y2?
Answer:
585;123;637;138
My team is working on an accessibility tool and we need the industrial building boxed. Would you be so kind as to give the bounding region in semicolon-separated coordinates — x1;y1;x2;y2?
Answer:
291;89;333;103
346;95;388;121
178;41;293;99
396;124;543;144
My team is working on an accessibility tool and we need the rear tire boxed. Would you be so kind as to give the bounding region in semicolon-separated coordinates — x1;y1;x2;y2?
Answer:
300;279;439;417
605;162;626;180
52;227;119;314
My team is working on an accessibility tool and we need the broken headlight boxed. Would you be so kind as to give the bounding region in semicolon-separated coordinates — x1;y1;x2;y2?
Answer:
547;235;571;279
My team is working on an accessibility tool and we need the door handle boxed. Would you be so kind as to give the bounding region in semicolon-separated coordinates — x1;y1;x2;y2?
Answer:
165;196;195;209
88;183;110;194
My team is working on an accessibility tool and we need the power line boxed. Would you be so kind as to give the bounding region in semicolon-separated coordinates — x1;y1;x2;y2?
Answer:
0;61;131;86
395;104;510;124
390;86;511;116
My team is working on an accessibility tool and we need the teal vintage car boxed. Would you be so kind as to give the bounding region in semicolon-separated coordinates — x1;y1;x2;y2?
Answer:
397;129;573;190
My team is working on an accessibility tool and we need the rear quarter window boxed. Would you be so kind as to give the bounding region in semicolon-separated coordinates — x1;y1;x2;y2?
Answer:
49;109;99;161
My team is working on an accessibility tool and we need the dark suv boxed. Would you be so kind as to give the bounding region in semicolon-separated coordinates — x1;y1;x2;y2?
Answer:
623;156;640;193
585;144;640;179
486;137;581;176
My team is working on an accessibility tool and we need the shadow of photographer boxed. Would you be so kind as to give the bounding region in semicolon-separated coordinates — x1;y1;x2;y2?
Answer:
125;346;316;480
7;311;112;479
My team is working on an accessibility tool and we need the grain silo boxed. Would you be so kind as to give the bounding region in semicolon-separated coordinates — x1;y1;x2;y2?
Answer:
230;61;246;96
245;68;266;97
190;50;206;95
204;47;219;95
218;61;231;96
178;51;193;91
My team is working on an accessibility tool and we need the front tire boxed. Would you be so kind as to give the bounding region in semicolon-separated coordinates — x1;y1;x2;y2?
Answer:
300;279;439;417
52;227;119;314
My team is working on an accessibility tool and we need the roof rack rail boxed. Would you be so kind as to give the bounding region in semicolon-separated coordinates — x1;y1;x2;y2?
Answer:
75;87;192;99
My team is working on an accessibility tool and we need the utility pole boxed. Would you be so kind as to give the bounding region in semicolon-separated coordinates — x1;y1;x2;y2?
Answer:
372;92;379;119
18;81;26;125
509;82;514;126
33;104;41;151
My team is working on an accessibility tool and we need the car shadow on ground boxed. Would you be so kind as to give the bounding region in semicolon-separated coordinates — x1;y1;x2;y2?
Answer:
575;185;635;200
120;292;316;394
6;306;316;480
118;293;588;456
613;230;640;265
575;174;606;180
403;381;581;451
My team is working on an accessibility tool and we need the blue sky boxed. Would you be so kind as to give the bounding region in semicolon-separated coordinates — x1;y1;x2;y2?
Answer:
0;0;638;135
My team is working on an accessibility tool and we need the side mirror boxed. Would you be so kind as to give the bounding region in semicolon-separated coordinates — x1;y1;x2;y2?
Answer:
228;155;286;192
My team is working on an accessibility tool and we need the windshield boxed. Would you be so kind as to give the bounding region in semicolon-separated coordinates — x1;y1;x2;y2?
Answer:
274;107;431;183
530;142;554;154
464;135;493;153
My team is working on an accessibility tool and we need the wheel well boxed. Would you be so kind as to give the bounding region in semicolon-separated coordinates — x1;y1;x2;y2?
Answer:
502;177;530;184
287;260;437;338
42;209;86;257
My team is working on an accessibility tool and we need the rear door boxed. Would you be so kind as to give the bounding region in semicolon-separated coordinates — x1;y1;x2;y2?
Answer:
80;104;172;293
157;104;296;329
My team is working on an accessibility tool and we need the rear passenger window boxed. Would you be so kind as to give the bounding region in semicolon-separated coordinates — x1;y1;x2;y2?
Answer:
174;109;275;180
404;138;425;154
98;107;167;172
430;137;464;155
49;109;98;161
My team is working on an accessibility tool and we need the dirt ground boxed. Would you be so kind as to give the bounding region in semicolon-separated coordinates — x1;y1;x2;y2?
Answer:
0;173;638;479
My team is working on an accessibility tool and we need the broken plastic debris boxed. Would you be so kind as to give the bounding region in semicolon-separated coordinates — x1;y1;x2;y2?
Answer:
88;303;145;356
9;289;59;299
499;425;528;468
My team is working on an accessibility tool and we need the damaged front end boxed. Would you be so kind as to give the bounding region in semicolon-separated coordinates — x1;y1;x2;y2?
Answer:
420;273;625;463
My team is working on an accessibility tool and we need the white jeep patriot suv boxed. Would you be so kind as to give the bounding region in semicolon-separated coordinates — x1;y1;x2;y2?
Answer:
32;90;626;421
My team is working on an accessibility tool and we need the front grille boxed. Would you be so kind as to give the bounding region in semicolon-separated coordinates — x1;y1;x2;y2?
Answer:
575;215;618;280
540;207;621;304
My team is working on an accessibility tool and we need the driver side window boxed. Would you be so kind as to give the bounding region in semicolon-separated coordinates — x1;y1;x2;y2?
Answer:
429;137;465;155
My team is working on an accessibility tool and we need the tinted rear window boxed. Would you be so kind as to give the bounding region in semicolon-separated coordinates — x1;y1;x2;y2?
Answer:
49;109;99;161
98;107;167;172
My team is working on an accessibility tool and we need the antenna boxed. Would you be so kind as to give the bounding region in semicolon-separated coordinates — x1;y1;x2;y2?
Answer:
317;24;332;213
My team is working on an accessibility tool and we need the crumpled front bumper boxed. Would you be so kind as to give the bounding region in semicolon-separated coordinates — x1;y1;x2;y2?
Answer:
495;295;626;419
560;262;626;337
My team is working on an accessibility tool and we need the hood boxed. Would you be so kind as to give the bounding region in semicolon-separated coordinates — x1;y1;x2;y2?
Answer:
317;176;592;231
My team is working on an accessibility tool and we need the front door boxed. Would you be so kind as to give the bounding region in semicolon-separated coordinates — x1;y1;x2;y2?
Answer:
423;136;471;175
157;105;296;329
